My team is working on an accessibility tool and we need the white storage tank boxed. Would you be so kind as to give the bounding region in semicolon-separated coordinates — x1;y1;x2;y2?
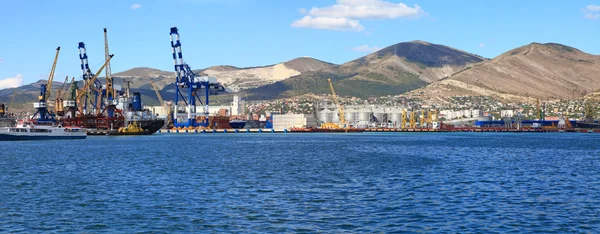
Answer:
319;109;334;123
331;111;340;123
358;108;371;122
390;112;403;125
373;111;385;123
345;111;358;124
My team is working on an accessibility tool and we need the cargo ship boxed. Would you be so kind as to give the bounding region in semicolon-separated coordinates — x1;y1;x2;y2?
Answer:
60;92;164;135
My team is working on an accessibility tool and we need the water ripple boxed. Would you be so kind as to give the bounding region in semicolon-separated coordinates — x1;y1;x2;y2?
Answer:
1;133;600;232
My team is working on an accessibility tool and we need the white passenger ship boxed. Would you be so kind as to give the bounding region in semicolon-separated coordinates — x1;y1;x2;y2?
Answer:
0;120;86;141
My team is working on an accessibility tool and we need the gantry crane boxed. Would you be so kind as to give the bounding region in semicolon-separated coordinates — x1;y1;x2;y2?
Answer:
327;78;346;128
78;42;104;115
75;54;114;114
32;47;60;124
427;110;433;126
401;108;407;129
320;78;346;129
54;76;69;116
103;28;117;117
420;109;425;128
150;80;173;128
409;110;416;128
170;27;216;128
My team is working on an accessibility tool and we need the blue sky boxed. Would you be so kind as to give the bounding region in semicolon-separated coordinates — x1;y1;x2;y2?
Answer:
0;0;599;88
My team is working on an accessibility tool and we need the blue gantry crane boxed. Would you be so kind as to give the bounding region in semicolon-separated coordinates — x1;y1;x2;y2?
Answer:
170;27;215;128
32;47;60;124
78;42;104;115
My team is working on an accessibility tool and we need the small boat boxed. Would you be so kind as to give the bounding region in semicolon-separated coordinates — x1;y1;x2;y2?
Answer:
115;120;150;135
0;120;87;141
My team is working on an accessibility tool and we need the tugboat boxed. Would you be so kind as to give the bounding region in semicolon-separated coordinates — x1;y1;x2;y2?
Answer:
115;119;150;135
0;120;86;141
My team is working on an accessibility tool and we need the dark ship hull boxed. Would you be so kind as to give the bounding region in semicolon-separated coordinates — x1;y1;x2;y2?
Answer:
61;116;164;135
575;122;600;129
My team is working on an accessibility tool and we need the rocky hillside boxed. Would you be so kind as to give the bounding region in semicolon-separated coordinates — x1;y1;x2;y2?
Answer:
112;67;175;90
198;57;334;92
410;43;600;102
247;41;485;99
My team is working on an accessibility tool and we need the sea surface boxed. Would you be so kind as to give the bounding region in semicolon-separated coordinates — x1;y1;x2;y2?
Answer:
1;133;600;233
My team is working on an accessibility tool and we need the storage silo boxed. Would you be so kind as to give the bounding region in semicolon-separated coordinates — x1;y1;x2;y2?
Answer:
345;110;358;125
318;109;328;123
373;107;385;123
358;108;371;122
390;111;403;126
332;111;340;123
320;109;334;123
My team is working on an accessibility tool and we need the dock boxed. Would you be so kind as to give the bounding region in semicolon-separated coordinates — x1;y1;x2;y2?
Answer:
153;127;600;134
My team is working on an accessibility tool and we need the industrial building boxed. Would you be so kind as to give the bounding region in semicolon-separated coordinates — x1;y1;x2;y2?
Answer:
271;114;318;130
148;95;245;119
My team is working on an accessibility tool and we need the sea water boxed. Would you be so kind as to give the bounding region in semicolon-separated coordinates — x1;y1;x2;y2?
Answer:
1;133;599;232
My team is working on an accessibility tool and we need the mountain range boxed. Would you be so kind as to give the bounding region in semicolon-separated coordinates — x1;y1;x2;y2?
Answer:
3;40;600;112
409;43;600;102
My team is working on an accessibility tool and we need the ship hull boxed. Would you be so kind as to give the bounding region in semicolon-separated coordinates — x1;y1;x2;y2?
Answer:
229;120;246;129
0;134;86;141
61;117;164;135
575;122;600;129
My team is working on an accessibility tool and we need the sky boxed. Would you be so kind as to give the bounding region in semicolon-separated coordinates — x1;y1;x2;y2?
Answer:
0;0;599;89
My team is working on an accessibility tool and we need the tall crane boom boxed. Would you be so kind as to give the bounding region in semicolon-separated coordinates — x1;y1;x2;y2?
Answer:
150;80;174;128
56;76;69;100
44;47;61;101
76;54;114;101
33;47;61;123
327;78;346;127
8;89;16;112
170;27;213;128
104;28;115;103
150;81;165;105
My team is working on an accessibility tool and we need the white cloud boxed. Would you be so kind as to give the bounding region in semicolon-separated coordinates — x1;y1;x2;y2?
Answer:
292;0;425;32
585;13;600;19
0;58;3;64
292;16;365;31
309;0;425;19
586;5;600;12
479;43;486;48
583;5;600;19
0;74;23;90
131;4;142;10
353;44;382;53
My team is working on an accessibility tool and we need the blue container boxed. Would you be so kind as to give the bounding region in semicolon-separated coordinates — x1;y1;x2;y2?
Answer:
132;92;142;111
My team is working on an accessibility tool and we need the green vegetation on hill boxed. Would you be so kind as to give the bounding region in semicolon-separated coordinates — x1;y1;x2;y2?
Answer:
246;69;426;100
